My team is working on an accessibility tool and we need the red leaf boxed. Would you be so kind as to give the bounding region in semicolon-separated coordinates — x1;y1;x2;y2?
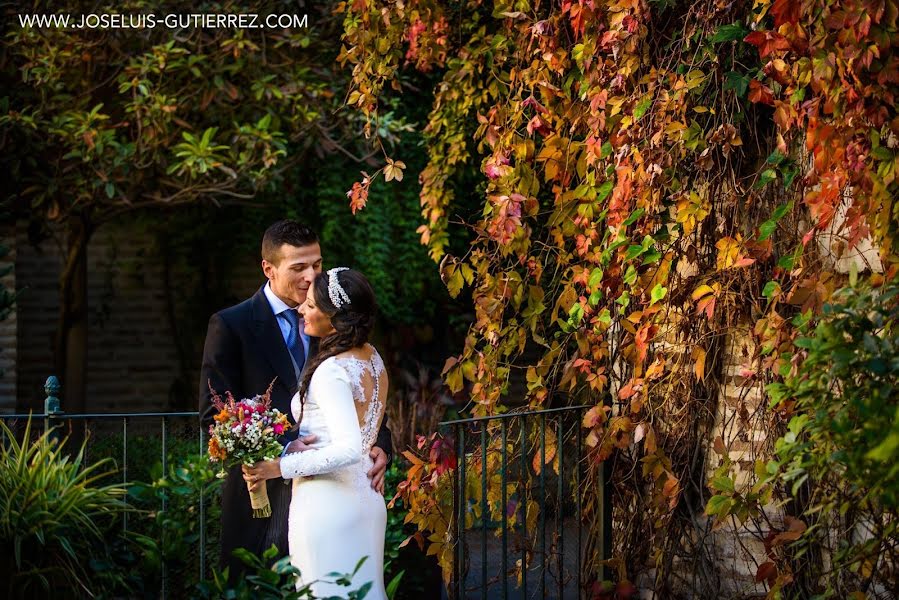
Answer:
744;30;792;58
756;561;777;584
615;580;637;598
801;227;817;246
771;0;801;26
748;80;776;105
526;114;552;136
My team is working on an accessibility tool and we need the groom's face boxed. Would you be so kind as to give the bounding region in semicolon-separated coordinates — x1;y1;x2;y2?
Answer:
263;242;323;307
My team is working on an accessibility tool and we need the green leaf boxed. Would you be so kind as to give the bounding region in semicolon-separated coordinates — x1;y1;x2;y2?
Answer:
871;146;893;161
705;494;733;516
867;431;899;461
710;23;749;43
711;476;735;493
596;180;613;201
758;202;792;241
777;248;802;270
624;265;637;286
568;302;584;327
782;166;798;189
762;281;780;300
724;71;750;97
754;169;778;189
623;208;645;226
386;571;405;600
597;308;611;326
354;581;373;598
650;283;667;305
766;150;786;166
641;249;662;265
633;96;652;120
600;141;613;158
625;245;645;261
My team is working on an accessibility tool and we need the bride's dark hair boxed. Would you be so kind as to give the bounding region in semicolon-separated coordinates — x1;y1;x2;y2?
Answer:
295;268;376;426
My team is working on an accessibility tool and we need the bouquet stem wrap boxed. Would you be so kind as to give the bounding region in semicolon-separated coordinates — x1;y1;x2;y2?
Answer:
248;480;271;518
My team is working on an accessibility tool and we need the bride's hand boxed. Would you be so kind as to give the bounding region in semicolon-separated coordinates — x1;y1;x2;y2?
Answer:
242;460;281;492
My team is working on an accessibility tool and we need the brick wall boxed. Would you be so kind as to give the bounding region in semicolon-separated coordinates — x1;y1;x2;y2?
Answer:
705;328;780;598
11;220;263;413
0;230;16;412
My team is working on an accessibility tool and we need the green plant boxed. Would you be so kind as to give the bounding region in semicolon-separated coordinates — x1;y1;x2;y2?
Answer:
128;453;224;597
761;282;899;595
197;544;374;599
0;418;129;598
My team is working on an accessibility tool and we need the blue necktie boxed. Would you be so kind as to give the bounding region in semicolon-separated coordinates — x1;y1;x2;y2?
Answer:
281;309;306;372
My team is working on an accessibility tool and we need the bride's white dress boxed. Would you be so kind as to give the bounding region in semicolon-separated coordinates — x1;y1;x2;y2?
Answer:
278;345;388;599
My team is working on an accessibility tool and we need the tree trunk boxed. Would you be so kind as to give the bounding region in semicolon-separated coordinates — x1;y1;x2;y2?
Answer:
54;215;91;415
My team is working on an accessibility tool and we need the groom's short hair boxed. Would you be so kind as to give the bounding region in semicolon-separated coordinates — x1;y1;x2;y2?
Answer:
262;220;319;264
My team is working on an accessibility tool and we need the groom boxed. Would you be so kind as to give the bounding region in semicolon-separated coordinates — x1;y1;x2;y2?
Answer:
199;219;392;579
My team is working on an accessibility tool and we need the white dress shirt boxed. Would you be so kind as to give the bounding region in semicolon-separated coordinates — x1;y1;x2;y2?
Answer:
263;281;311;367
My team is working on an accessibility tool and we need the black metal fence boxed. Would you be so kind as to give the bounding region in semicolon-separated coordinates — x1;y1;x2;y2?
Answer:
441;406;612;600
4;380;611;599
1;377;212;599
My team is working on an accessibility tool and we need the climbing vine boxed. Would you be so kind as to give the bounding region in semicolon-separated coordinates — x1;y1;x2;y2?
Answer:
340;0;898;596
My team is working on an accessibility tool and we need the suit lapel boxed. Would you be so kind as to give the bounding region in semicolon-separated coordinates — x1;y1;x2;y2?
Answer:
251;286;297;397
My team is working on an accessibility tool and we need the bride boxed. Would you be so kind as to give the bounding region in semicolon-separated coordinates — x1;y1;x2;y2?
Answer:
243;267;388;599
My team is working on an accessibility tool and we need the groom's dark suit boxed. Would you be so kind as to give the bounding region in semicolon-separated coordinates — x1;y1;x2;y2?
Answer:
199;285;392;579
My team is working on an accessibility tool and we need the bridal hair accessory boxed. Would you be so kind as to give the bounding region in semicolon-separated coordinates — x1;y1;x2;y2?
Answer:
327;267;351;309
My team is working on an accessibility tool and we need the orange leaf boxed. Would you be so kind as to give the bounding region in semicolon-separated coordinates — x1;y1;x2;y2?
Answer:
692;346;707;381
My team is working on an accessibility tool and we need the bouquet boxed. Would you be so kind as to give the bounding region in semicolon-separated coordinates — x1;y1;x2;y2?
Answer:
206;381;291;518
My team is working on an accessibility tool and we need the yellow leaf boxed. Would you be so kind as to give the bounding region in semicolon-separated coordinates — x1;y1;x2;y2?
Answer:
691;284;715;301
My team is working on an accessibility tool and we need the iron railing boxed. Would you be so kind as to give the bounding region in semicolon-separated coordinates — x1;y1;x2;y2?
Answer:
441;405;612;600
4;379;612;598
1;377;210;599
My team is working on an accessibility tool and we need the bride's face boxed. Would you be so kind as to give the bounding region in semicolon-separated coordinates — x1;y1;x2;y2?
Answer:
299;291;336;338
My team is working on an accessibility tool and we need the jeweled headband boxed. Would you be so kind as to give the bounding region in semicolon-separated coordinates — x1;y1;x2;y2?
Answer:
327;267;351;309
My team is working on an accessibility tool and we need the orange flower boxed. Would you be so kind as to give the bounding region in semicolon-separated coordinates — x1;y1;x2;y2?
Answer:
214;409;231;423
208;437;227;460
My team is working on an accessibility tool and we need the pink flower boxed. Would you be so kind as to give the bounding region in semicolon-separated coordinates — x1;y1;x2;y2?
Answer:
273;423;284;435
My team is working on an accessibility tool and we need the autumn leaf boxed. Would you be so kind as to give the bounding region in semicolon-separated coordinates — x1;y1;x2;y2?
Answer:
692;346;707;381
744;30;791;58
755;561;777;584
747;79;775;105
770;0;801;26
346;180;369;214
384;158;406;182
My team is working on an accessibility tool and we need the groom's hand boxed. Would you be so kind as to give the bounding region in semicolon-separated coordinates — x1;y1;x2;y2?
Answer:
285;434;318;454
368;447;388;495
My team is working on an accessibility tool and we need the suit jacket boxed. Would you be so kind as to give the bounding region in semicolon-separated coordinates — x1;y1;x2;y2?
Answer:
198;285;392;577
